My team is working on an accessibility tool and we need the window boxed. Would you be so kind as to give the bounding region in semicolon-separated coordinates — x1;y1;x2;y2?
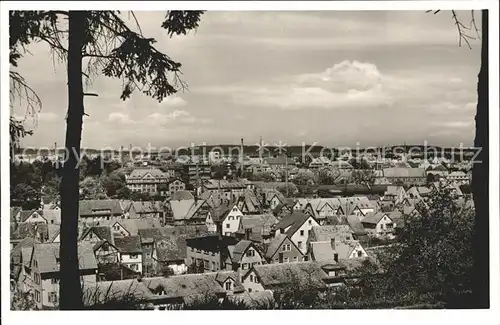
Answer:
250;274;254;282
248;288;253;293
146;253;151;259
226;224;230;228
48;292;58;303
131;264;138;271
357;251;363;257
34;273;40;285
35;290;40;302
300;230;304;236
346;236;351;241
284;257;289;263
298;241;303;249
293;256;298;262
204;260;209;270
308;220;312;225
246;249;255;257
242;263;248;270
225;281;232;290
33;260;38;268
286;244;291;251
51;278;59;285
130;254;138;259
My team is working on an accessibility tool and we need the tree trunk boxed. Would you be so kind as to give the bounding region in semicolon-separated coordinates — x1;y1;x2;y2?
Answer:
59;11;86;310
471;9;489;308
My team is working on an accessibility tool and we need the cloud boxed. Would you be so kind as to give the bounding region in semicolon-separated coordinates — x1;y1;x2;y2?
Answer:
108;112;135;124
146;110;189;124
210;60;393;109
158;96;187;107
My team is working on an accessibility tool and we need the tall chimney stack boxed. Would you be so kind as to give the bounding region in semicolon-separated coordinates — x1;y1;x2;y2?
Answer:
240;138;244;177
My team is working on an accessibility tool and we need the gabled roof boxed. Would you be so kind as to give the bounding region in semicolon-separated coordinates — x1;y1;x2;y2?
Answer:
40;210;61;224
209;203;232;223
361;212;391;225
126;168;169;180
309;225;353;242
19;210;46;223
274;211;315;238
239;190;262;214
35;242;97;273
81;225;114;244
238;214;278;235
170;198;196;220
171;190;194;201
265;234;297;259
310;241;337;264
231;240;256;263
114;236;142;254
155;235;187;262
208;271;245;293
334;240;364;260
143;274;226;300
251;262;327;290
79;200;123;216
82;279;154;306
346;215;367;235
112;218;161;236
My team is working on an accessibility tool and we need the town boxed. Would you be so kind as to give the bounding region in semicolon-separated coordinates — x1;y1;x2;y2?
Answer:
9;141;476;309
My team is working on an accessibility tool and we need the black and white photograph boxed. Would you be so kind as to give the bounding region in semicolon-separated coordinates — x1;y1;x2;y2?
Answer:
1;0;499;320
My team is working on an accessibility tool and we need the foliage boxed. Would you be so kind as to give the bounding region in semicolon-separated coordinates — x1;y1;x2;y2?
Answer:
356;188;474;305
351;169;375;185
11;289;39;311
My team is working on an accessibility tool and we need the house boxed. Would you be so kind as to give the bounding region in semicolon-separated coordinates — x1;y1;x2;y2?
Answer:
200;179;250;201
127;201;164;219
308;225;356;243
264;156;296;169
114;236;143;274
18;242;97;309
153;235;188;275
93;240;121;266
265;234;304;264
237;190;263;215
205;271;246;295
18;210;47;224
332;239;368;260
206;203;243;236
257;188;286;210
229;240;265;273
142;274;227;308
82;279;154;307
108;218;161;237
383;186;406;205
361;212;397;238
167;178;186;197
80;225;115;245
125;167;170;194
186;235;239;272
79;200;123;225
241;262;327;293
234;214;279;243
205;203;228;233
447;171;469;184
274;212;320;254
382;167;426;185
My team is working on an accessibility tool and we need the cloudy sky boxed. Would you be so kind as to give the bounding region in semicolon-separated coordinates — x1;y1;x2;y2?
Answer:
11;10;481;150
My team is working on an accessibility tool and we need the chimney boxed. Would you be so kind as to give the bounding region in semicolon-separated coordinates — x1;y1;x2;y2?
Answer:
245;228;252;240
334;253;339;263
330;238;335;249
240;138;245;176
